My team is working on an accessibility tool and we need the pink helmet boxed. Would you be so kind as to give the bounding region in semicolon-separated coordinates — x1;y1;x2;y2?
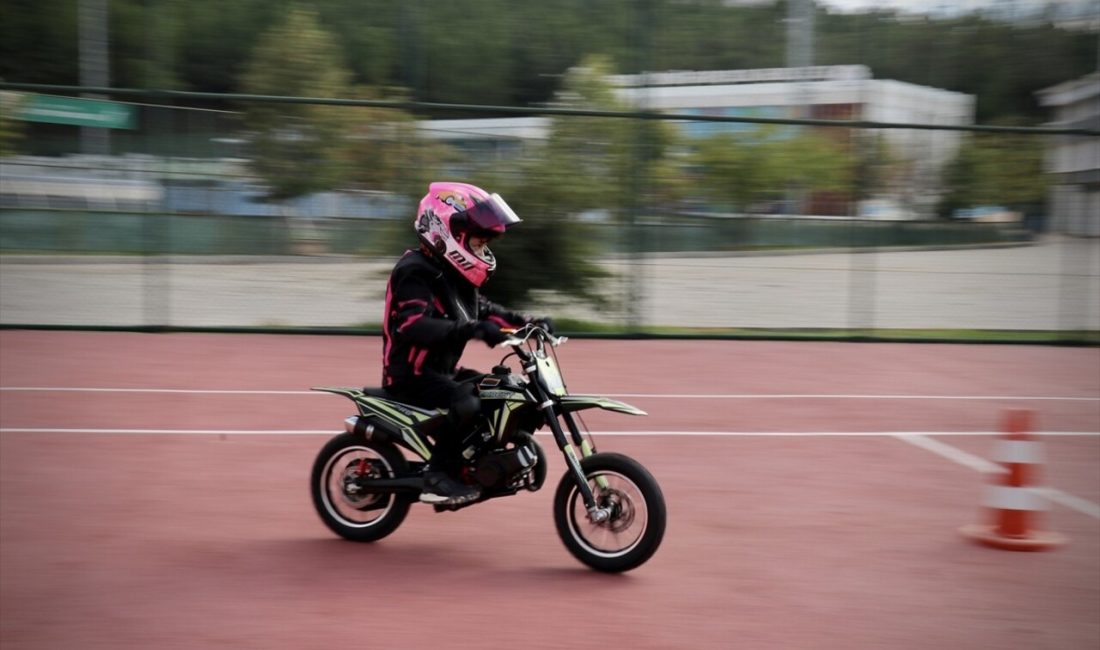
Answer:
414;182;521;287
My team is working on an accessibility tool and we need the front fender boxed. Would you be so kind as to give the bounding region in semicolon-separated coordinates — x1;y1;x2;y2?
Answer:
558;395;647;416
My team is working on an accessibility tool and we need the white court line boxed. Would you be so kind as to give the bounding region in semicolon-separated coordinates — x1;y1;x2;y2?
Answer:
4;427;1096;517
2;428;1096;437
1;387;1097;401
1032;488;1100;519
894;434;1003;473
0;387;310;395
608;393;1100;402
0;428;337;435
895;433;1100;519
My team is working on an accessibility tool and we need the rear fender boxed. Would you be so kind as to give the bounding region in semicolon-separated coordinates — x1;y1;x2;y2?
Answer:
313;387;438;460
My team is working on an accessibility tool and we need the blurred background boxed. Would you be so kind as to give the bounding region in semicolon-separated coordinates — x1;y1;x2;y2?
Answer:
0;0;1097;341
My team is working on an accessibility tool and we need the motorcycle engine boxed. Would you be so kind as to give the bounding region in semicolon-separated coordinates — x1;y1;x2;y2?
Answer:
471;443;539;488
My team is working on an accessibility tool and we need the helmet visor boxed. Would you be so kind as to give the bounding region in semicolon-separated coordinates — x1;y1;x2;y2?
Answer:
455;193;522;236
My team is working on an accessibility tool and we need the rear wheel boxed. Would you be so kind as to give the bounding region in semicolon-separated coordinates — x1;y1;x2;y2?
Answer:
553;452;666;573
311;433;412;542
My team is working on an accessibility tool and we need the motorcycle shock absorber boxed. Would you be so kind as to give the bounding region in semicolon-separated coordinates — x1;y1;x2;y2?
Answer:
561;410;609;490
520;337;611;523
541;400;611;524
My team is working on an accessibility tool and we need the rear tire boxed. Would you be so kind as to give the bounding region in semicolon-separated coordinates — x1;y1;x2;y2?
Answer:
311;433;412;542
553;452;666;573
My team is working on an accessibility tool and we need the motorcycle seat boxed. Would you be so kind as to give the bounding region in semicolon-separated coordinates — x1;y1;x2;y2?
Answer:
360;386;393;399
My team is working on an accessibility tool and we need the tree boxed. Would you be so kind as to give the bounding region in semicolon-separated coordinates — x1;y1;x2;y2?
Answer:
544;56;681;221
337;87;450;200
938;131;1049;218
688;132;771;212
473;174;614;311
0;91;27;156
173;0;283;93
240;6;356;201
0;0;78;85
456;56;678;309
687;128;855;214
4;1;1097;126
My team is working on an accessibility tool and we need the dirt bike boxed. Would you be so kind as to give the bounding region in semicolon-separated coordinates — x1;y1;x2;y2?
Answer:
310;323;666;573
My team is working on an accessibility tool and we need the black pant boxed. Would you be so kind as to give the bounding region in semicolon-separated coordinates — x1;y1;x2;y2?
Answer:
387;369;482;470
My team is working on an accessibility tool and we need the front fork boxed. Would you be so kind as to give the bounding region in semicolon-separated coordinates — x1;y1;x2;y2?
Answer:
562;410;609;490
562;410;599;459
543;404;612;524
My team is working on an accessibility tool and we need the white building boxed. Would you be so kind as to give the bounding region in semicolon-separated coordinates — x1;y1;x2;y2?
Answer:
421;65;975;216
1037;72;1100;236
614;65;974;215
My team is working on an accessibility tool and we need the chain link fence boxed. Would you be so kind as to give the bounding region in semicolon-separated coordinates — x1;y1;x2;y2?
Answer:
0;85;1097;342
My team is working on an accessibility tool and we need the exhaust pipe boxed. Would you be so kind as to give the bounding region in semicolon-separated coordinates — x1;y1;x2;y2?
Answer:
344;416;393;443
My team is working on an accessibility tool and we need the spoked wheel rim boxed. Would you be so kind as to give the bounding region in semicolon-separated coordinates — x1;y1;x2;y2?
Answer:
565;470;649;559
319;445;398;529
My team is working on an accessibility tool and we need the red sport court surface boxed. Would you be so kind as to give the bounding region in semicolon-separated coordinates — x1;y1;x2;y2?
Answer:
1;330;1098;650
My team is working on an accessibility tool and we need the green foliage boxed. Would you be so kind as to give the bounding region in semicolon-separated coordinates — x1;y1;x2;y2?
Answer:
110;0;180;90
303;0;400;89
0;91;27;156
0;0;78;84
0;91;26;155
480;202;613;311
689;132;771;211
4;1;1093;125
651;0;786;71
544;56;682;220
814;9;1096;122
449;57;649;309
774;133;856;194
382;169;614;312
172;0;284;93
240;6;436;203
338;87;447;198
687;129;856;212
240;6;357;201
939;131;1049;216
448;155;616;310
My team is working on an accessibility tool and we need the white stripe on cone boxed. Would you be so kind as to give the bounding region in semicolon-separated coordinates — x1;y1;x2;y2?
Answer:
984;485;1048;512
991;439;1045;465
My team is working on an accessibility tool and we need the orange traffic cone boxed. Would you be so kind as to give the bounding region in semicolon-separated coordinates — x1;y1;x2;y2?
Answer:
960;409;1067;551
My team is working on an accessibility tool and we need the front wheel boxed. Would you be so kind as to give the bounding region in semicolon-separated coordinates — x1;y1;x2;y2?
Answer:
311;432;412;542
553;452;666;573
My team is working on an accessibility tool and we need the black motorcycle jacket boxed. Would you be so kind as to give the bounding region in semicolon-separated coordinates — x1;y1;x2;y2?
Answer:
382;248;526;387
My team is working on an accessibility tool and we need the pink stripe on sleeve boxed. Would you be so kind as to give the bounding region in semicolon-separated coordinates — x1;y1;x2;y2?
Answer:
397;312;425;333
412;348;429;375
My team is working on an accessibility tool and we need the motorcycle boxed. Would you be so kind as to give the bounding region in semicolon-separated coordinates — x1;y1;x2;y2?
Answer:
310;323;667;573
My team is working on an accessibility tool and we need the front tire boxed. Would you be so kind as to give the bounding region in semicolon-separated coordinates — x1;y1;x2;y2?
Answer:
311;433;412;542
553;452;666;573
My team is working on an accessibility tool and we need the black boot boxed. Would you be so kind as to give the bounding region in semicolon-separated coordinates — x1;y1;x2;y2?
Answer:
420;429;480;505
419;470;480;505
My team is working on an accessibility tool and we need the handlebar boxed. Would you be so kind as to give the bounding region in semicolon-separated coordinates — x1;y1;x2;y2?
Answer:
499;323;567;350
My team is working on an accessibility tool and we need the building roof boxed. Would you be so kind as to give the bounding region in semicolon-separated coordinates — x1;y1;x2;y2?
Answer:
1036;72;1100;107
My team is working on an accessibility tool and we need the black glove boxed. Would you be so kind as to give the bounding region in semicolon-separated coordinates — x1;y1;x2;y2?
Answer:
470;320;509;347
528;316;555;335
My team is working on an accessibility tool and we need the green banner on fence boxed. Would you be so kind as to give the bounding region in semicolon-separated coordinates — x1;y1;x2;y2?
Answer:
15;94;136;129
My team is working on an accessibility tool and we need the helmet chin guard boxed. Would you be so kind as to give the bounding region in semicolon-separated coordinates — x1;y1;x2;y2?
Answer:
415;182;521;287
